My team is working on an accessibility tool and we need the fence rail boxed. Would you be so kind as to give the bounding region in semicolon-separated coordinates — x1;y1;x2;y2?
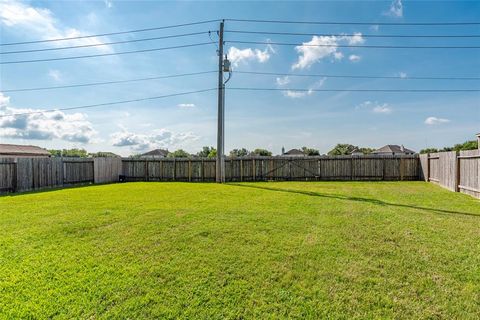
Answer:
419;150;480;198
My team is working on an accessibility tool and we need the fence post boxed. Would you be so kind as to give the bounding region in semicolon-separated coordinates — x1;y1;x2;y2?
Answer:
382;157;386;180
455;151;460;192
399;157;404;181
427;153;430;182
188;160;191;182
350;157;354;181
240;159;243;182
12;161;17;193
252;159;256;181
144;160;149;182
173;159;176;181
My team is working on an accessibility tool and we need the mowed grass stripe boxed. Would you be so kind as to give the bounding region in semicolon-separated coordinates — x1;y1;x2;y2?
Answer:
0;182;479;319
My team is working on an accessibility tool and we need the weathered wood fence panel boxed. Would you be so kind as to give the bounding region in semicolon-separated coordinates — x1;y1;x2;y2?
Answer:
94;158;122;184
0;158;16;192
0;157;113;194
419;150;480;198
458;150;480;198
120;156;419;183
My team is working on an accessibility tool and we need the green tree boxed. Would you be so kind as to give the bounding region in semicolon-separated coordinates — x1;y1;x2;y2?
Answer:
419;148;439;154
359;147;375;155
207;148;217;158
301;147;320;156
168;149;190;158
197;146;215;158
230;148;250;157
89;152;120;158
453;140;478;151
48;148;88;158
327;144;357;156
250;148;272;156
420;140;478;154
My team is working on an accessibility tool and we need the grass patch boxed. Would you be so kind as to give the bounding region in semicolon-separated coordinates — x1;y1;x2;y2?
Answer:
1;182;479;319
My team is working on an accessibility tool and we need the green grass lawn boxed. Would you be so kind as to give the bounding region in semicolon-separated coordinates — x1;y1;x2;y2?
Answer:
1;182;479;319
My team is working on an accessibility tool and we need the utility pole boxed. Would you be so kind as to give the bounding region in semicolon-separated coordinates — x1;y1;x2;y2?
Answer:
216;20;225;183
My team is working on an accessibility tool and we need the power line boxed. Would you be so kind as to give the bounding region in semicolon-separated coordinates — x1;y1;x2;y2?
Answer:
0;88;217;118
1;71;216;93
0;31;211;55
225;18;480;26
228;88;480;93
234;71;480;81
225;30;480;38
0;19;220;46
0;42;214;65
227;40;480;49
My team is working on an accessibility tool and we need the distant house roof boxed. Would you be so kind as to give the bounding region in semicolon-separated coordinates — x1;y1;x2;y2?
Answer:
350;147;363;155
373;145;415;154
0;144;50;157
283;148;305;156
139;149;169;157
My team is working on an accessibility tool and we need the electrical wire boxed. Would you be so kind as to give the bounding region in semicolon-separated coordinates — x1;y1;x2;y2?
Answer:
0;88;217;118
225;30;480;38
234;71;480;81
228;88;480;93
225;18;480;26
0;31;212;55
1;42;214;64
226;40;480;49
1;71;216;93
0;19;220;46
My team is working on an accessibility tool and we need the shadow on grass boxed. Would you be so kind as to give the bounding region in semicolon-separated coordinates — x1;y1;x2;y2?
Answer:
227;183;480;218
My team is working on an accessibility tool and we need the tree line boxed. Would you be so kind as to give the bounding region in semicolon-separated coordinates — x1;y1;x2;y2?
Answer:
48;144;377;158
419;140;478;154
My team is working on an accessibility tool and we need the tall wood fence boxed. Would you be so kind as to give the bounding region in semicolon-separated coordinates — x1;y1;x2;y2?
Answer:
419;150;480;198
0;157;121;194
122;155;419;182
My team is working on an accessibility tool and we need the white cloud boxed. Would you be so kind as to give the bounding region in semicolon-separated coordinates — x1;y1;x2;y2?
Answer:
177;103;196;108
292;33;365;69
356;101;392;114
372;105;392;114
0;92;96;143
276;76;291;86
347;32;365;45
48;69;62;82
0;0;112;53
398;72;407;78
227;44;274;67
104;0;113;8
425;117;450;125
384;0;403;18
349;54;361;62
111;128;199;151
283;78;326;99
370;25;380;32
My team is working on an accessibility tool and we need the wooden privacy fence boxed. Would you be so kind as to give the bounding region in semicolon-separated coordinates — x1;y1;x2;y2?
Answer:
1;155;425;195
0;157;122;194
122;155;419;182
419;150;480;198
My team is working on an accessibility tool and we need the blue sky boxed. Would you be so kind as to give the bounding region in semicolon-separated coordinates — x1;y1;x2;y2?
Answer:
0;0;479;156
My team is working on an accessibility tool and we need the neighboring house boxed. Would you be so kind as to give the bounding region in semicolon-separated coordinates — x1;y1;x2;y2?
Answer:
372;145;416;155
0;144;51;158
350;147;364;156
139;149;169;159
282;148;306;157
